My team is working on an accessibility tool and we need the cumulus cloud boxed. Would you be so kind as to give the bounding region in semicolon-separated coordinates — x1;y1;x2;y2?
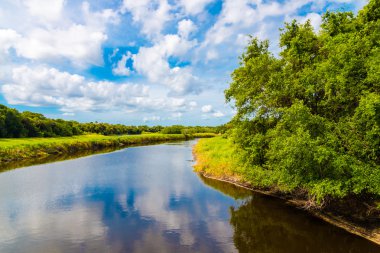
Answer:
206;49;218;61
178;0;215;15
198;0;347;64
201;105;213;113
23;0;65;22
121;0;172;37
112;52;133;76
166;67;200;95
0;29;21;54
1;66;146;112
132;33;200;95
1;66;195;115
178;19;197;39
14;25;107;66
0;1;118;67
119;3;203;97
201;104;225;118
212;111;224;117
202;0;361;49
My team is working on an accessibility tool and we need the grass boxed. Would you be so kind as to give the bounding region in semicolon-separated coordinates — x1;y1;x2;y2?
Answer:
0;134;113;148
0;133;217;163
193;136;243;180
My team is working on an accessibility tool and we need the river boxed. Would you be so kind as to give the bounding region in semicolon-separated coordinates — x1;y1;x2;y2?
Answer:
0;140;379;252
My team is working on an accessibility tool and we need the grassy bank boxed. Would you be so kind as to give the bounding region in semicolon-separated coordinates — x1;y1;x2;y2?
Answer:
193;136;380;244
193;137;243;180
0;133;216;163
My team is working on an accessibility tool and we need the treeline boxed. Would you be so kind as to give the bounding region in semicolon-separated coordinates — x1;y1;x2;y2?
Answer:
0;105;82;138
225;0;380;203
0;104;219;138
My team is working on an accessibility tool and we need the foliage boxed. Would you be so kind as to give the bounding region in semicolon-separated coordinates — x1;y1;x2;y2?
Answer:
161;125;184;134
222;0;380;203
0;105;83;138
0;104;220;138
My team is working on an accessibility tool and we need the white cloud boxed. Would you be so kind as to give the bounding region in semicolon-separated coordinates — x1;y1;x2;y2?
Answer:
1;66;148;112
178;0;214;15
201;105;213;113
23;0;65;22
0;29;21;54
1;66;194;114
163;34;198;56
121;0;172;37
112;52;132;76
82;1;120;27
212;111;224;117
167;67;199;95
14;25;107;66
178;19;197;39
196;0;348;73
132;33;199;95
201;104;225;118
0;2;118;67
206;49;218;61
143;116;161;122
201;0;322;50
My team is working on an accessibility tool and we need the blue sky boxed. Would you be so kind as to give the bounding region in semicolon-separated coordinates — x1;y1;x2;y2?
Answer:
0;0;366;126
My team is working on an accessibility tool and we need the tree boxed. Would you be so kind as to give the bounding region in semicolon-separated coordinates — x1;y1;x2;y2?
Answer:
224;0;380;202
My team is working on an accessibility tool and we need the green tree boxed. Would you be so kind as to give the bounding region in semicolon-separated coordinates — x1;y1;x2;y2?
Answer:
224;0;380;203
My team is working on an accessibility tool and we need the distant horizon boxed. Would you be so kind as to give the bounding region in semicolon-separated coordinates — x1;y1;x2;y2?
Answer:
0;0;366;126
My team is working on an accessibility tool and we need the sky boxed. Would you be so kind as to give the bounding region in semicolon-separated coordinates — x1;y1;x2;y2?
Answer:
0;0;367;126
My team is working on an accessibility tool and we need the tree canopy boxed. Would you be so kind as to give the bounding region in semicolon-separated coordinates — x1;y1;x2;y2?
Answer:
0;104;219;138
225;0;380;202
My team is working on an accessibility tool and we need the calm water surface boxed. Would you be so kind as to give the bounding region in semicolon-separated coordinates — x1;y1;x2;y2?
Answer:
0;140;379;253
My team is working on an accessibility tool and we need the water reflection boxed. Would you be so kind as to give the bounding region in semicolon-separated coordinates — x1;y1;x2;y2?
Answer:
0;140;184;173
0;140;379;253
0;148;110;173
200;175;380;253
0;140;238;253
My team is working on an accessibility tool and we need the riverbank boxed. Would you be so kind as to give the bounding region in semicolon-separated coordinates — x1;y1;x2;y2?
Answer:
193;137;380;245
0;133;216;165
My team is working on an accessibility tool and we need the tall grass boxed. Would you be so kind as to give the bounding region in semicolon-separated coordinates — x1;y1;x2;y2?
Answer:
193;136;244;181
0;133;216;163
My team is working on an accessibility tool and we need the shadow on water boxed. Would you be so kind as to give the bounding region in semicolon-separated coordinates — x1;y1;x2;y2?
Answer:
0;140;187;173
198;174;252;200
0;147;120;173
200;175;380;253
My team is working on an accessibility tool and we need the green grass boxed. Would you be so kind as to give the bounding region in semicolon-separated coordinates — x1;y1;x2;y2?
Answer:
0;133;216;163
193;136;244;180
0;134;109;148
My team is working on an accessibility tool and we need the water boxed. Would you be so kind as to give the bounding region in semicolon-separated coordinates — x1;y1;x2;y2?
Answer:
0;140;379;253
